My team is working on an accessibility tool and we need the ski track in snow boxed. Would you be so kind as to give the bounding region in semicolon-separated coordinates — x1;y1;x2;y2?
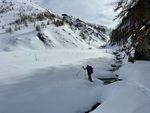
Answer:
120;81;150;98
135;82;150;98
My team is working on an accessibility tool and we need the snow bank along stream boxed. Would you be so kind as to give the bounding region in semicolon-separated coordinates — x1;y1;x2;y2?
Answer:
86;51;123;113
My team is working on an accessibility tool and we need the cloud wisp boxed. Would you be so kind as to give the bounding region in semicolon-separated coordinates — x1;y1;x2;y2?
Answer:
38;0;118;28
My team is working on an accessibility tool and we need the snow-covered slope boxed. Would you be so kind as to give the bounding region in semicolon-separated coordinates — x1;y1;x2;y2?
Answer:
0;0;45;25
91;54;150;113
0;0;110;51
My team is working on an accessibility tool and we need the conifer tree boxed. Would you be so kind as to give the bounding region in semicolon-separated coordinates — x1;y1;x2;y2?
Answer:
111;0;150;61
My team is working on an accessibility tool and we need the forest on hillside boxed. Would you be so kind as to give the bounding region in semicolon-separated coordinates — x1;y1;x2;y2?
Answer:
111;0;150;62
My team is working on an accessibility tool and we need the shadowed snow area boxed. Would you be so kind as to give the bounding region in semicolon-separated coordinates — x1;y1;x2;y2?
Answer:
0;49;115;113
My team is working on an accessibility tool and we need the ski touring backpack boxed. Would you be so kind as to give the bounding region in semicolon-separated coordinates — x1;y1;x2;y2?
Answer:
88;65;93;73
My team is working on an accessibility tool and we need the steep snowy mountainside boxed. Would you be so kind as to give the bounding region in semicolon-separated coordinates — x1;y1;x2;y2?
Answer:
0;0;45;25
0;0;111;51
62;14;111;41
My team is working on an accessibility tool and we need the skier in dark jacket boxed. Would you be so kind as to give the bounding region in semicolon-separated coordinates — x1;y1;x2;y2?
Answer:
82;65;93;82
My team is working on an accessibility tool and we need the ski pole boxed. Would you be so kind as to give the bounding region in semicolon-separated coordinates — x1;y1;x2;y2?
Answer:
76;67;82;77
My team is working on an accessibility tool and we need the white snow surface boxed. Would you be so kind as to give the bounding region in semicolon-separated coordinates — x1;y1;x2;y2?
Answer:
0;48;115;113
91;59;150;113
0;0;45;26
1;46;150;113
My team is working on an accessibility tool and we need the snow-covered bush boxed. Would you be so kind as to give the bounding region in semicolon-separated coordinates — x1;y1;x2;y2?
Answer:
54;19;64;27
35;25;41;31
41;22;46;28
5;27;12;33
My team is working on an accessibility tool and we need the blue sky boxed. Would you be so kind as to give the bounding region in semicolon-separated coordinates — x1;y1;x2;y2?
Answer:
38;0;119;28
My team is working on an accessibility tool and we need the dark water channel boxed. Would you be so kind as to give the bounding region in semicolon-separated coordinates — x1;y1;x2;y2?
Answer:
84;51;123;113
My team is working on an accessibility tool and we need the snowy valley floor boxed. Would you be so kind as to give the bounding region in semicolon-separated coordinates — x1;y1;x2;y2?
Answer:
0;49;150;113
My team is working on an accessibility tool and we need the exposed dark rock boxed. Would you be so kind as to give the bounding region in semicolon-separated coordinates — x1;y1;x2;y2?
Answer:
37;32;53;47
85;103;101;113
62;14;68;17
99;77;122;85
